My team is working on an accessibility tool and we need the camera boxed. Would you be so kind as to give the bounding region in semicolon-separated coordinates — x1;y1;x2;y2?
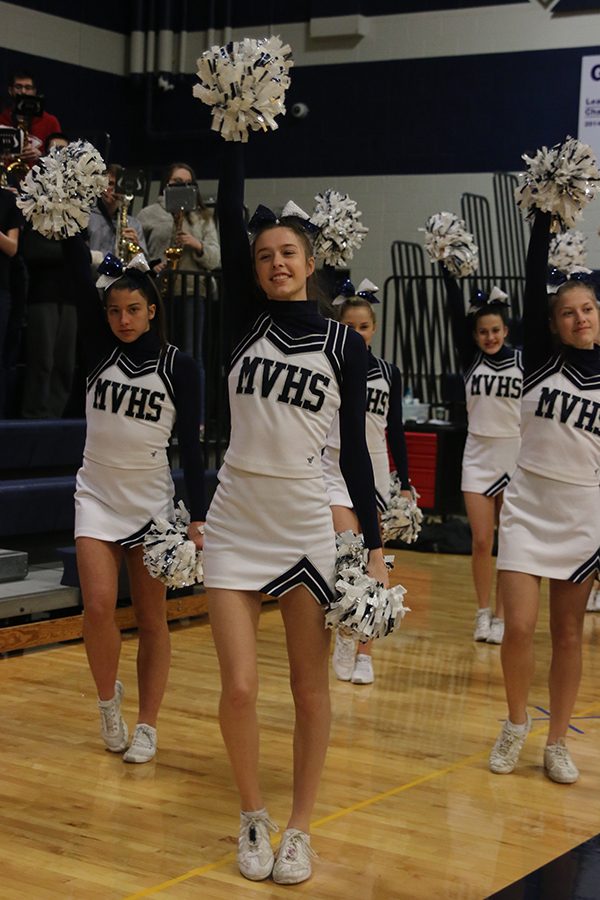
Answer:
291;102;309;120
14;95;44;119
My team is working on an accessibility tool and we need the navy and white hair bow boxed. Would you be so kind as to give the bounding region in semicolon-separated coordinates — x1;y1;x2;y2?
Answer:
546;265;594;295
96;252;151;291
247;201;319;236
467;285;509;314
332;278;379;306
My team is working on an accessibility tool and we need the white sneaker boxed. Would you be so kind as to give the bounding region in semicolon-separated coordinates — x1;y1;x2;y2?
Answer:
238;809;279;881
586;588;600;612
544;740;579;784
489;714;532;774
332;630;357;681
272;828;317;885
486;617;505;645
98;681;128;752
474;608;492;642
123;724;157;763
351;654;374;684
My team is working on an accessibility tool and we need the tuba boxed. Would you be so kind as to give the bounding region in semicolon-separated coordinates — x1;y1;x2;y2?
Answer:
115;193;143;263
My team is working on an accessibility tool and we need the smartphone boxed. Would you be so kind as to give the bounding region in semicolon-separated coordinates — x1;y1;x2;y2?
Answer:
164;184;198;213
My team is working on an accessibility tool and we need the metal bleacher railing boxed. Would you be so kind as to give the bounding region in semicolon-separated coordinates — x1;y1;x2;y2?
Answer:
381;179;529;407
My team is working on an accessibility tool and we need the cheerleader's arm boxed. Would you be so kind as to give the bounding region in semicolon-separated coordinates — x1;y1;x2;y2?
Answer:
523;210;553;375
386;365;411;490
62;233;113;369
172;351;206;525
338;331;382;552
440;263;475;371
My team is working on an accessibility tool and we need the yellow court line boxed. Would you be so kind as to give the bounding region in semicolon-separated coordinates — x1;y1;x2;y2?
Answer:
122;701;600;899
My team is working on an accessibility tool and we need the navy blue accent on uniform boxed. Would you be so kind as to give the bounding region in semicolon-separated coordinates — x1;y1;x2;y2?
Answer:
260;557;333;607
118;520;154;550
218;142;381;549
569;548;600;584
378;353;410;489
230;313;272;371
63;236;206;521
483;473;511;497
375;489;388;514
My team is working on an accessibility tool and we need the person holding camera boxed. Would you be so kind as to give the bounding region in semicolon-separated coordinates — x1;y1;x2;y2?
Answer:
0;69;61;166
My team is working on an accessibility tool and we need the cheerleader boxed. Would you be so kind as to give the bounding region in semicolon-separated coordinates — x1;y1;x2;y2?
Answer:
64;238;205;764
489;210;600;783
324;286;411;685
442;267;523;644
203;143;385;885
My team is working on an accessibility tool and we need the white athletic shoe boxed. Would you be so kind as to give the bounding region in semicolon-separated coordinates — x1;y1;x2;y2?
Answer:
486;617;505;645
351;654;374;684
272;828;317;885
238;809;279;881
332;630;357;681
123;724;157;763
586;588;600;612
473;608;492;642
489;714;532;774
544;740;579;784
98;680;128;752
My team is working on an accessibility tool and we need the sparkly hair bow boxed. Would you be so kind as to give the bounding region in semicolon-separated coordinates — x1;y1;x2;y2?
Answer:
546;265;594;295
96;252;151;291
332;277;379;306
467;285;509;314
247;201;319;236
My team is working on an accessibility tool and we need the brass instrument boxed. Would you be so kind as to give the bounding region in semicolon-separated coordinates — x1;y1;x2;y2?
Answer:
6;121;30;183
115;193;143;263
164;209;184;270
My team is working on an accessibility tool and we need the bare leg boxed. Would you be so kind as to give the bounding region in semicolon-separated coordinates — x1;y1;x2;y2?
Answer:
77;537;123;699
463;492;497;610
547;577;591;743
498;570;540;724
209;588;263;811
493;493;505;619
126;546;169;727
280;586;332;833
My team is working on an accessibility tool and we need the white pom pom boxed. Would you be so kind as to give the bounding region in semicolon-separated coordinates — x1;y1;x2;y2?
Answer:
193;36;294;142
515;136;600;229
16;140;107;239
143;501;203;589
381;479;423;545
548;230;588;274
420;211;479;278
324;531;410;642
311;189;369;267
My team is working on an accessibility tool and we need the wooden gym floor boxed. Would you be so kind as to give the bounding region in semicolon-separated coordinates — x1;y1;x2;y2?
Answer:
1;549;599;899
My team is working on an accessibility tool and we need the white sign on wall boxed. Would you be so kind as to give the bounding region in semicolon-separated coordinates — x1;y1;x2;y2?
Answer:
578;55;600;160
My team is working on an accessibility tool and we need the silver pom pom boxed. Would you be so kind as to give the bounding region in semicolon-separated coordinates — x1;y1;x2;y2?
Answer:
515;136;599;229
311;189;369;267
548;230;588;274
143;501;203;589
324;531;409;642
420;211;479;278
381;478;423;545
193;36;294;142
16;140;107;239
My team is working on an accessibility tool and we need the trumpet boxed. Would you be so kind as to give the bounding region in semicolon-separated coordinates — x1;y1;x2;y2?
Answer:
115;193;143;263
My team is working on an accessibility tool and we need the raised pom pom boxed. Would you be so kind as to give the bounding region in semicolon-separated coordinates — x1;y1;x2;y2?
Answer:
548;229;588;274
324;531;409;642
16;140;107;239
515;136;599;229
143;502;203;589
381;479;423;545
311;189;369;267
193;36;293;142
420;211;479;278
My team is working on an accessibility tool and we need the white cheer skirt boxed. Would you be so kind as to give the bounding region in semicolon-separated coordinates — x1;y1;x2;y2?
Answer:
461;433;521;497
321;446;390;514
203;463;336;606
497;466;600;582
75;457;175;549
